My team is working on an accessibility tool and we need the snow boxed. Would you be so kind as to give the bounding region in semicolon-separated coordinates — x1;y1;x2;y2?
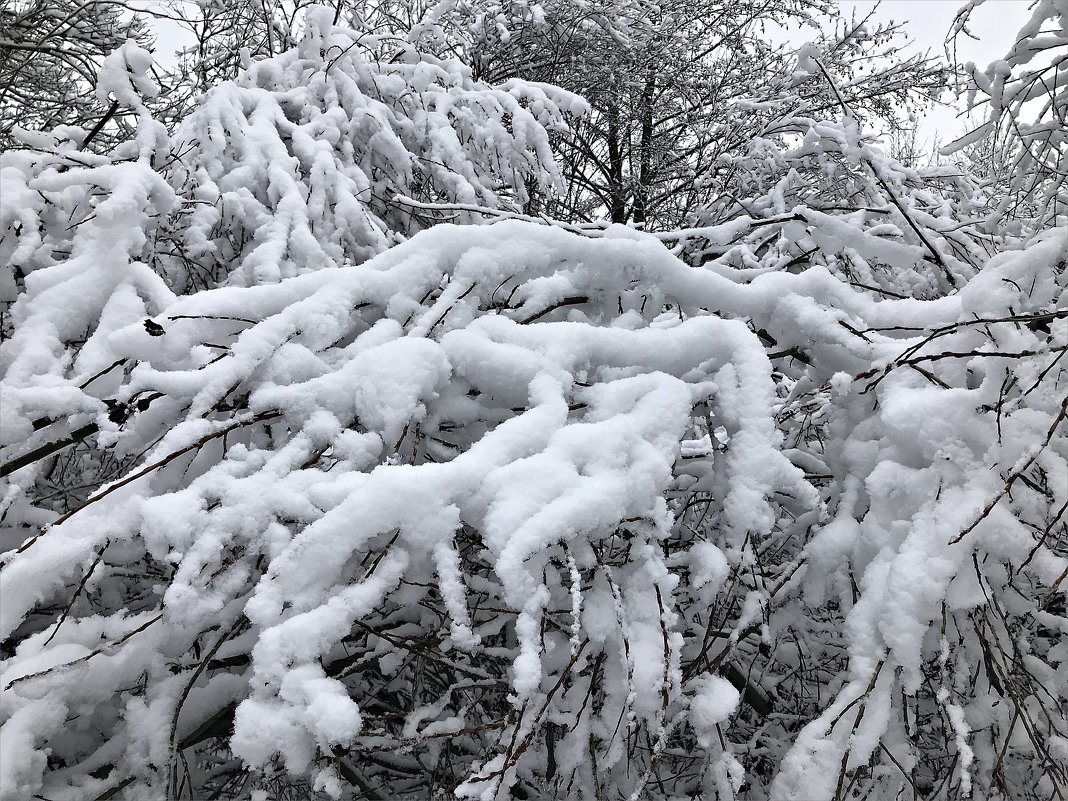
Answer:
2;4;1066;799
96;41;159;108
4;212;1063;796
688;674;740;746
689;541;730;594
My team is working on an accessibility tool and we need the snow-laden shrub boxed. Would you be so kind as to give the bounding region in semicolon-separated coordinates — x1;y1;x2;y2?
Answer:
679;41;992;302
943;0;1068;233
1;6;578;516
171;6;583;290
2;5;1066;801
2;213;1064;798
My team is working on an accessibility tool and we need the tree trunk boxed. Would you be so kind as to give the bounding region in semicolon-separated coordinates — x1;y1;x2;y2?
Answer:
632;68;656;229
